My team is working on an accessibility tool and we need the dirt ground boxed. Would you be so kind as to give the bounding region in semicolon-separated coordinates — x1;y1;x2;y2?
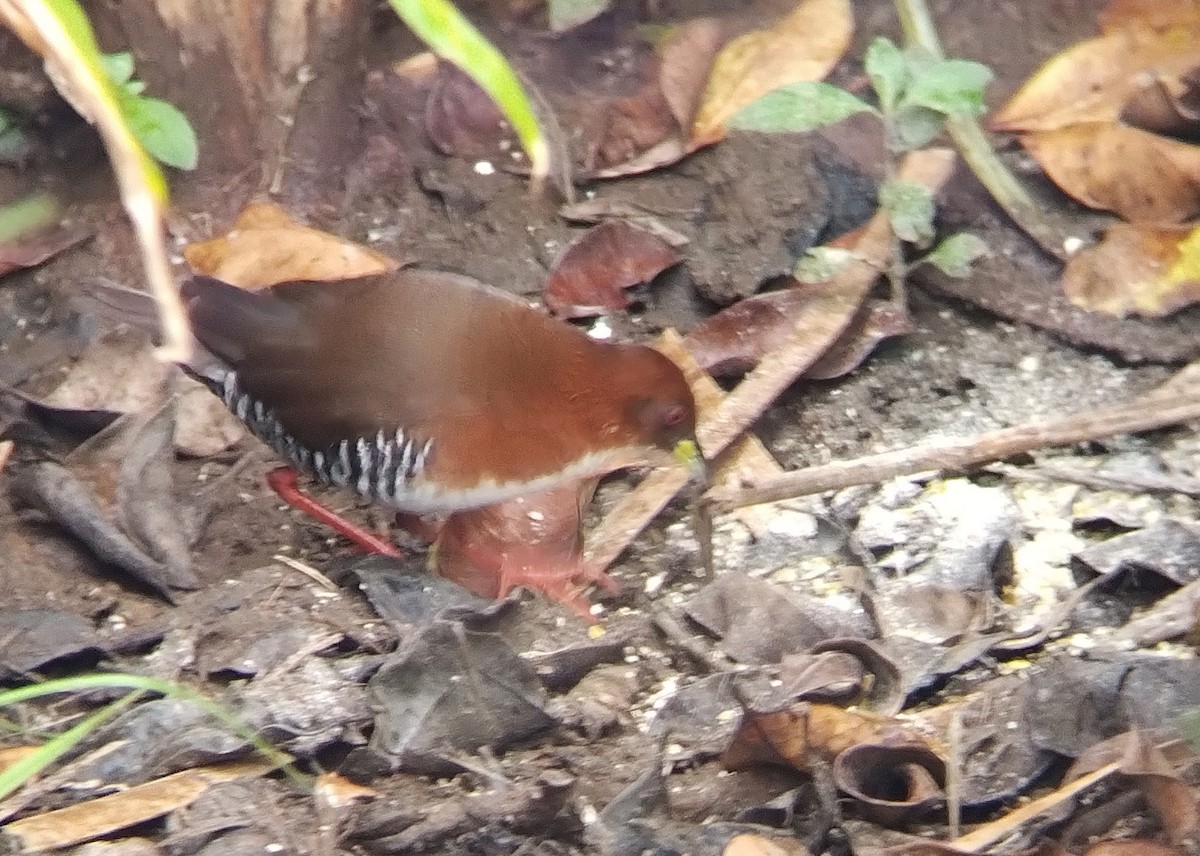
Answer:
2;1;1199;854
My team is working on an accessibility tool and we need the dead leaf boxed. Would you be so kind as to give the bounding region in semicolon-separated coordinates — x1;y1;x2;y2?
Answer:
659;18;728;132
691;0;854;145
315;771;381;808
990;23;1200;132
1084;843;1187;856
1063;222;1200;317
182;201;398;288
722;703;933;773
544;221;682;318
687;285;910;379
41;333;244;457
1;760;279;851
425;62;511;161
724;834;813;856
1020;122;1200;222
833;742;946;826
1101;0;1200;33
0;221;89;277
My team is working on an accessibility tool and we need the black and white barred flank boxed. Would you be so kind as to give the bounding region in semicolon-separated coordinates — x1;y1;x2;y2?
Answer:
217;371;434;504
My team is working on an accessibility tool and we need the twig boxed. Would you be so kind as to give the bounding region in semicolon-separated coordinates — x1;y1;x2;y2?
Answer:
894;0;1072;260
952;762;1120;852
706;383;1200;514
987;461;1200;498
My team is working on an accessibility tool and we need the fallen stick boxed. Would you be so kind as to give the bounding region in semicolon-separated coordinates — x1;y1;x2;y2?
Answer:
706;378;1200;514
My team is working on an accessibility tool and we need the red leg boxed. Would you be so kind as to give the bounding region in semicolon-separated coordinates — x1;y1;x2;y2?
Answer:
266;466;403;557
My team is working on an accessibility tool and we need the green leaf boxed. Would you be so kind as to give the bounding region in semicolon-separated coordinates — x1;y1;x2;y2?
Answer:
548;0;611;31
99;51;135;85
729;82;874;133
880;179;935;245
1181;709;1200;753
903;58;993;118
864;37;906;113
794;246;858;283
120;95;199;170
891;104;946;151
122;79;147;97
922;232;989;278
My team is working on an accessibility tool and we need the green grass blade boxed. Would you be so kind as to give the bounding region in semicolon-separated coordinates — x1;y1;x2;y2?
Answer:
387;0;548;182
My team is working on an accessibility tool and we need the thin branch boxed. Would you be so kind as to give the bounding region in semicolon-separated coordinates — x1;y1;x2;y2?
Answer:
706;383;1200;514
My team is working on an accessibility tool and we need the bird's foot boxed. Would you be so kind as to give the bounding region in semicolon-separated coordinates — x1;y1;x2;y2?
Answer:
266;466;403;557
490;548;620;623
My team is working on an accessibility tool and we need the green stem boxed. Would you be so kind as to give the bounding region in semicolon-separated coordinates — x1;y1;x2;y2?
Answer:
894;0;1071;260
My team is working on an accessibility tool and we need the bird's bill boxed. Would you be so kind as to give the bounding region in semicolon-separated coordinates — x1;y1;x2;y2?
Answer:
673;438;708;488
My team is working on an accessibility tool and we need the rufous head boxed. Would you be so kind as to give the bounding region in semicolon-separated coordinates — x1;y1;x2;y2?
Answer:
611;344;706;484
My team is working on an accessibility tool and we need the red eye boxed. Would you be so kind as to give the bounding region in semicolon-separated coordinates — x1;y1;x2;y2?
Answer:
663;405;685;427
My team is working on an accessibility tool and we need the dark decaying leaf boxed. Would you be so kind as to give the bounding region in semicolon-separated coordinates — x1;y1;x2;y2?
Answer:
1115;576;1200;645
6;457;187;600
832;743;946;827
1072;518;1200;586
653;669;788;765
524;630;633;691
912;674;1053;806
544;221;682;318
0;609;106;679
113;400;197;589
684;573;841;665
367;621;555;774
1068;731;1199;844
806;638;905;715
1024;652;1200;758
424;62;511;160
324;554;502;628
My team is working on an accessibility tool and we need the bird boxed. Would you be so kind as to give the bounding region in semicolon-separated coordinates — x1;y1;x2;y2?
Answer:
103;269;704;610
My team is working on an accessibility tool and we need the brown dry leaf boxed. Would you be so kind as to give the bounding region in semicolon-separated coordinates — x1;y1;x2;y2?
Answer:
183;201;398;288
659;17;728;133
724;834;814;856
687;286;910;379
544;221;682;318
2;760;279;851
314;771;381;809
691;0;854;145
0;222;89;277
1063;222;1200;317
990;24;1200;132
1101;0;1200;32
1020;122;1200;222
721;702;930;773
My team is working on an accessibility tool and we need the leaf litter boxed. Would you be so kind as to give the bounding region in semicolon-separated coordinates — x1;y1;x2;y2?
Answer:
5;1;1200;853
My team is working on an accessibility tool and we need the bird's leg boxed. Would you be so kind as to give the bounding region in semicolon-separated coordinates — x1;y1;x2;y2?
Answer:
266;466;403;557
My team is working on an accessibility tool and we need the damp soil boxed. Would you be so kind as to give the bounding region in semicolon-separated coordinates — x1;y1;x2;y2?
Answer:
0;1;1194;854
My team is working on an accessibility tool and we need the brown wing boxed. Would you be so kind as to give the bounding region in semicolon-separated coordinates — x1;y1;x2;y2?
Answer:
184;271;609;486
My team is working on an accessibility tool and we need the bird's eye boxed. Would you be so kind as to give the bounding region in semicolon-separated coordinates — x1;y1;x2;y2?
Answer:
662;405;686;427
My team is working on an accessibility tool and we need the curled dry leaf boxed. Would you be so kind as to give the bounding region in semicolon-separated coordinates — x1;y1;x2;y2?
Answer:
182;201;398;288
1063;223;1200;317
544;220;682;318
833;742;946;827
691;0;854;145
425;62;511;161
1021;122;1200;222
721;702;932;773
991;23;1200;132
